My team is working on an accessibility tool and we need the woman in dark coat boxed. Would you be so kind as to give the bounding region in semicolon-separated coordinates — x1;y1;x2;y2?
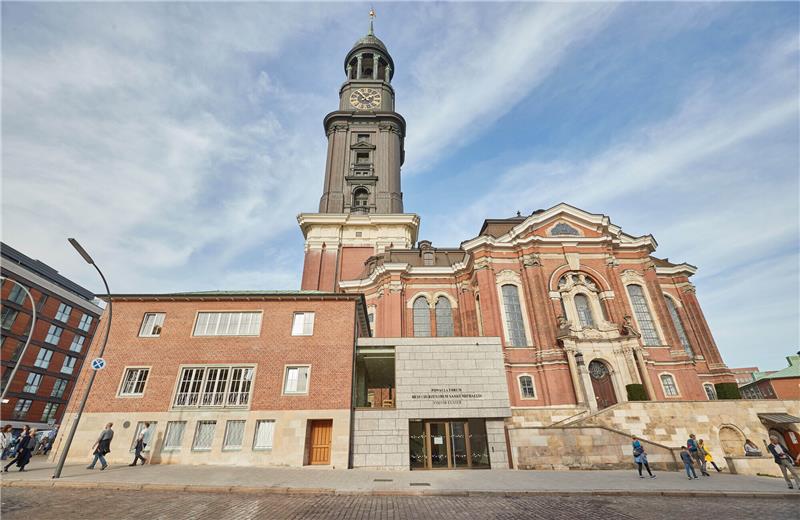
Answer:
3;426;30;472
14;428;36;471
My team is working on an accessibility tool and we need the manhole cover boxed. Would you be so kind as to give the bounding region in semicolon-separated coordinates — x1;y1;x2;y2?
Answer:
409;482;430;486
373;479;393;482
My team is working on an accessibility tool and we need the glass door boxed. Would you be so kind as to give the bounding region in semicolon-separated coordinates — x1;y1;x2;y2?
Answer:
427;422;450;469
450;421;469;468
409;421;426;469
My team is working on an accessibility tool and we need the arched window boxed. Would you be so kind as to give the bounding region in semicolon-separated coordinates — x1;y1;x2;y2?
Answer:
501;284;528;347
412;297;430;337
660;374;679;397
435;297;454;337
703;383;717;400
574;294;595;328
352;188;369;211
626;285;661;346
519;375;535;399
664;296;692;356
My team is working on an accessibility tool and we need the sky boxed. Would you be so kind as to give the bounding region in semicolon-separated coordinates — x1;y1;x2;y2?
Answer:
2;2;798;371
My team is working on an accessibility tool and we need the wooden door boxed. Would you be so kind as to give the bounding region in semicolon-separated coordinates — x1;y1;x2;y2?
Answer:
308;420;332;465
588;360;617;409
783;430;800;459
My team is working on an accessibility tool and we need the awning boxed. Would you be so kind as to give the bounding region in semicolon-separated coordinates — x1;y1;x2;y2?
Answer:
758;413;800;424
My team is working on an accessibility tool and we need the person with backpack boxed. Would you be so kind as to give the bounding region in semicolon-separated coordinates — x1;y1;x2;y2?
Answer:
631;435;655;479
687;433;710;476
87;422;114;470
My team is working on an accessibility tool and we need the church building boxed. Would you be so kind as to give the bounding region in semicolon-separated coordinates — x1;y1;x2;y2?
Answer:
52;20;799;474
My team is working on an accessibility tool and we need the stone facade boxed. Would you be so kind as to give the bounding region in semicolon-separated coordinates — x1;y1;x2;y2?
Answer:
352;337;510;470
509;400;800;476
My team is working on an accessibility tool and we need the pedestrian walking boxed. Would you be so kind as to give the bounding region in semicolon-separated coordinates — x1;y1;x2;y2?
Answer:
4;427;35;472
0;425;13;460
680;445;698;480
3;426;30;472
15;428;36;471
87;422;114;470
768;435;800;490
687;434;710;476
129;422;151;466
631;435;655;479
699;439;721;472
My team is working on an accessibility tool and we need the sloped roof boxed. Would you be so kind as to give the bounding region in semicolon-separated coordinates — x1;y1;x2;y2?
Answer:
756;356;800;381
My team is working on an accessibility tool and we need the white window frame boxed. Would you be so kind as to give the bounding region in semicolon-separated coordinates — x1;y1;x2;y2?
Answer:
34;348;53;369
61;356;77;375
118;367;151;397
139;312;166;337
291;312;315;336
55;303;72;322
192;420;217;451
69;334;85;353
253;419;275;450
518;374;536;400
703;383;717;400
222;420;246;451
192;311;262;337
162;421;187;451
23;372;43;393
624;284;662;346
282;365;310;395
659;373;680;397
45;324;63;345
78;313;93;332
172;365;255;409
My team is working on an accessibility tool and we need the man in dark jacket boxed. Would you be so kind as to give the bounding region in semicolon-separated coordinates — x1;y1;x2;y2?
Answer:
87;423;114;470
768;435;800;490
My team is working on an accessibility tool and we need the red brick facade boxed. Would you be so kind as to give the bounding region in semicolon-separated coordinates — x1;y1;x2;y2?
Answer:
1;257;101;429
301;205;736;409
67;294;368;416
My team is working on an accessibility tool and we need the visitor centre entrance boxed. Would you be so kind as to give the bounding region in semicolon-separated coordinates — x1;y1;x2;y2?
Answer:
409;419;491;470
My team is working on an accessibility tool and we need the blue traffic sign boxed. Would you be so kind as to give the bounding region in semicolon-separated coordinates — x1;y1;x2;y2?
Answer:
90;357;106;370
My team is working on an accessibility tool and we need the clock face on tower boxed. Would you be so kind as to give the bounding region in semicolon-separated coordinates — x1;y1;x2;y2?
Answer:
349;88;381;110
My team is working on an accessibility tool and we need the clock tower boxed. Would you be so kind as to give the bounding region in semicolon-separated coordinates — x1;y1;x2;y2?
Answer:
299;17;419;291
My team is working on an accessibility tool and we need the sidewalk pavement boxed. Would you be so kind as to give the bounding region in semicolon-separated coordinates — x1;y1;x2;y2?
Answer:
2;459;798;498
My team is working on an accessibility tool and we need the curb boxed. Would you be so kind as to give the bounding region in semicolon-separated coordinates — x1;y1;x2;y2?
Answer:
2;480;799;499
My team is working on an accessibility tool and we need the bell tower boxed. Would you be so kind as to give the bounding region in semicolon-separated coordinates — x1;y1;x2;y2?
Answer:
319;15;404;214
299;13;419;292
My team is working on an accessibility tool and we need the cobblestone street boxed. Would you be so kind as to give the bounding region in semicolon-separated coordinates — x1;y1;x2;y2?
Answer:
3;488;798;520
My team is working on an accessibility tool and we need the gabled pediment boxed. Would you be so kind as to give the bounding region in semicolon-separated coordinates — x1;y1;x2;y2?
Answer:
463;203;657;251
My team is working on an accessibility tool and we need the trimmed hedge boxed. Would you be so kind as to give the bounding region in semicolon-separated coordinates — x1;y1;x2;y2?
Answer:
714;382;741;400
626;383;649;401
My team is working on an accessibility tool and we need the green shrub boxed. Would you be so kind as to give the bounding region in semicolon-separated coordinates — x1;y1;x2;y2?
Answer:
626;383;649;401
714;382;741;400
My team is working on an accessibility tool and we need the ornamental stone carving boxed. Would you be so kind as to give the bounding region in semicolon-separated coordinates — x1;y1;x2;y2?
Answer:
522;253;542;267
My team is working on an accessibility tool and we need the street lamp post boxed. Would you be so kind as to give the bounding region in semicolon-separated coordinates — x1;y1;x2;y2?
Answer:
0;277;37;402
52;239;113;479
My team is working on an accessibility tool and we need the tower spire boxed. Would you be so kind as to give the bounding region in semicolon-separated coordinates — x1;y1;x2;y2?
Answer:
368;6;375;35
